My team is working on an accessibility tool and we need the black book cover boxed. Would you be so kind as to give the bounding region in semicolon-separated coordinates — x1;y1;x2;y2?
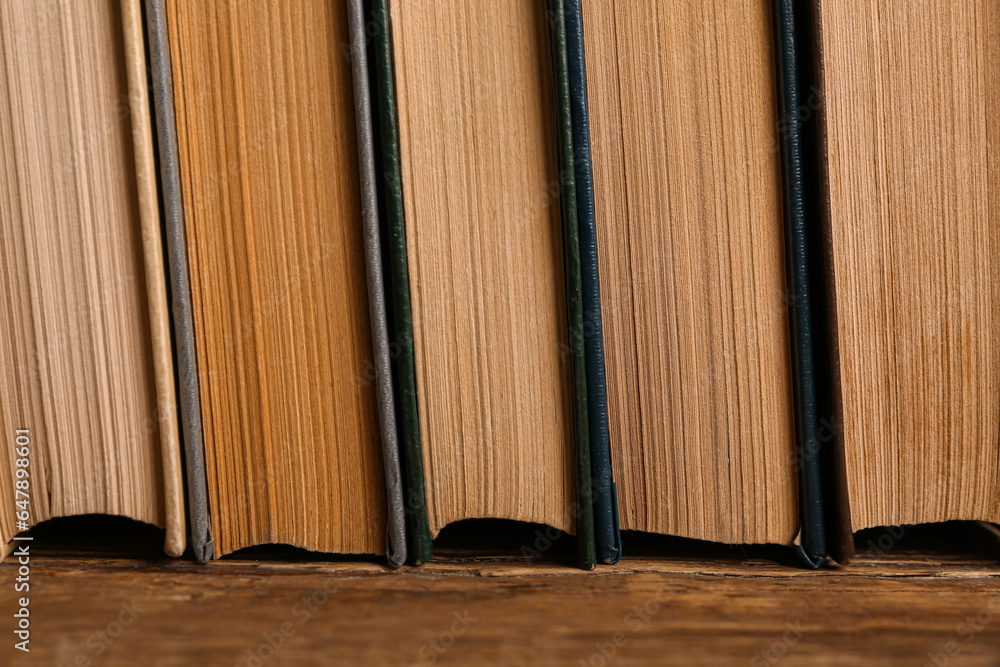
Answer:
772;0;828;568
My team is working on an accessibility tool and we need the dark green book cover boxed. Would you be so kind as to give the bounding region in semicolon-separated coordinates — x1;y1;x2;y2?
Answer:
368;0;434;565
563;0;622;566
549;0;596;571
370;0;598;570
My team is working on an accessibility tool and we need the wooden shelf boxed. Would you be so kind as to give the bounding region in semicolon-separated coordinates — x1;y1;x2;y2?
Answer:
2;521;1000;665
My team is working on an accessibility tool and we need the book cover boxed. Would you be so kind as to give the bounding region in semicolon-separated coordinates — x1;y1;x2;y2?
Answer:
772;0;827;567
347;0;408;568
549;0;597;571
145;0;213;563
564;0;622;566
368;0;435;566
123;0;186;558
374;0;600;569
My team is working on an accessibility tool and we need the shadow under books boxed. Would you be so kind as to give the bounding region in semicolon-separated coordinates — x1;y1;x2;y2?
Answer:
10;516;1000;568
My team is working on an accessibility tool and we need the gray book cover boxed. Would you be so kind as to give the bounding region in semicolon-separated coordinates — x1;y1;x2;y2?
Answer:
347;0;407;568
145;0;212;563
144;0;405;566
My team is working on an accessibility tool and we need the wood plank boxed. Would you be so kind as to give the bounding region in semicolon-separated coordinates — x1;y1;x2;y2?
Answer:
3;538;1000;665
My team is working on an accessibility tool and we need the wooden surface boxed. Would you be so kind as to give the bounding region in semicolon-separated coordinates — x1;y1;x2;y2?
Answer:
2;520;1000;665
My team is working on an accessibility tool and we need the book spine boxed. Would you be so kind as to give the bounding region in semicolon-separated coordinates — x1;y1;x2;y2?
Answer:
772;0;827;567
564;0;622;565
122;0;185;558
145;0;213;563
549;0;597;571
347;0;407;569
372;0;435;565
808;0;854;564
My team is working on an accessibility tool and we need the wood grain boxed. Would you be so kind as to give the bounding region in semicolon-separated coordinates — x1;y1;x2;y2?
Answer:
582;1;798;543
165;0;386;556
820;0;1000;531
3;542;1000;666
0;0;164;548
392;2;576;537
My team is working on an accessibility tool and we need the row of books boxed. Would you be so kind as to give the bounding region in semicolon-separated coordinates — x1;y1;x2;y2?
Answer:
1;0;995;569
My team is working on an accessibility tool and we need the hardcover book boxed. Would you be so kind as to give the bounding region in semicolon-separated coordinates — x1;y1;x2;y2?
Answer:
810;0;1000;561
0;0;185;557
383;0;599;568
153;0;406;563
579;0;822;562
